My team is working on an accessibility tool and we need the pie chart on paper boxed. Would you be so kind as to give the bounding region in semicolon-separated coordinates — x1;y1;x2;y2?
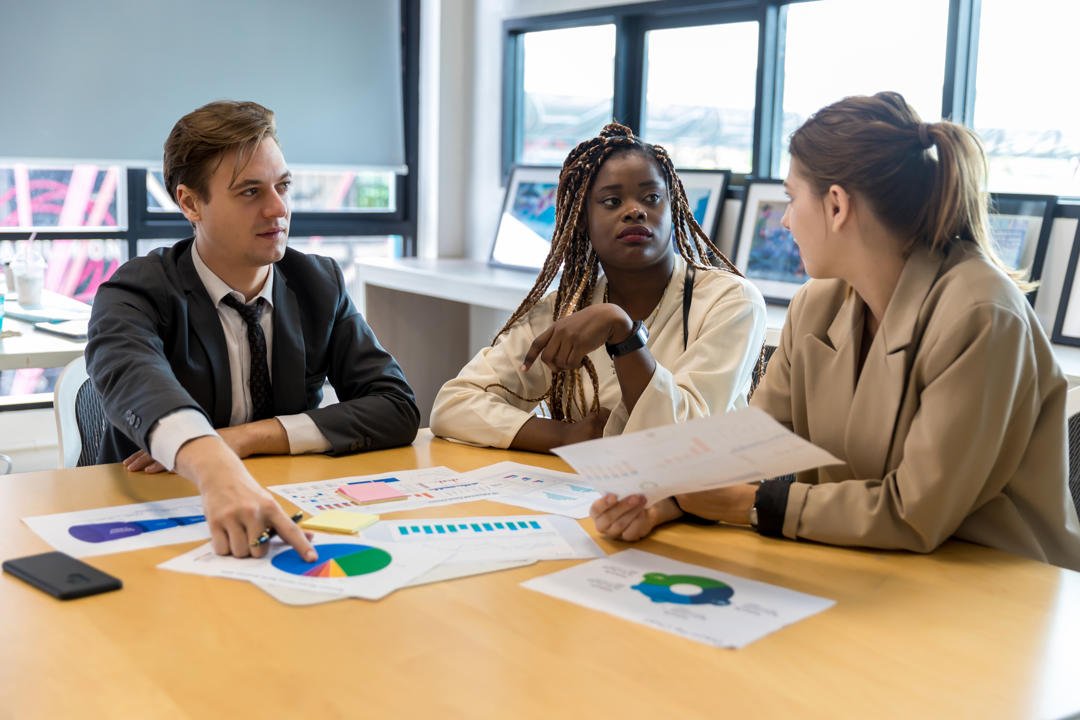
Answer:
271;543;392;578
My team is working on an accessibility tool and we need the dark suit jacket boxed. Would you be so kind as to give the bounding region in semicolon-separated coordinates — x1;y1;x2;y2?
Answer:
85;238;420;464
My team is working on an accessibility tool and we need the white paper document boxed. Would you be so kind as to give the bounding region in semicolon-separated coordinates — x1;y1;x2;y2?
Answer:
159;532;450;601
552;407;842;506
269;466;497;516
522;549;835;648
254;559;536;605
462;461;601;518
362;514;604;564
23;496;209;557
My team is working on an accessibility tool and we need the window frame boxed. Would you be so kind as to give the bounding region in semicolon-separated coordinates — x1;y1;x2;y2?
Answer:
2;0;421;258
501;0;1076;209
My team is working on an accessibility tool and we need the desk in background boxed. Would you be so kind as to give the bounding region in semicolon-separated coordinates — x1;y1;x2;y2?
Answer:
355;258;787;425
0;290;89;371
2;430;1078;718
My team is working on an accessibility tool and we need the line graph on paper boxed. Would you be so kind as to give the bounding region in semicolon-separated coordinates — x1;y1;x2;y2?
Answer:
461;461;601;519
553;408;842;506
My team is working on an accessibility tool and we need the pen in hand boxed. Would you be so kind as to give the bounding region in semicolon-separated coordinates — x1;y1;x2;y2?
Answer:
250;511;304;548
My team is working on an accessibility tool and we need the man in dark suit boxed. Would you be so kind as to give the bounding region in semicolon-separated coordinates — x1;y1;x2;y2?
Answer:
86;100;419;562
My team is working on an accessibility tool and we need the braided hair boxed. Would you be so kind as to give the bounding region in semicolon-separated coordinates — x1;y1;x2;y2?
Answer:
488;123;746;422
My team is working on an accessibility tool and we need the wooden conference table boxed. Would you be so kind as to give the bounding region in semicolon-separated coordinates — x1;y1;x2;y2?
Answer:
2;431;1079;719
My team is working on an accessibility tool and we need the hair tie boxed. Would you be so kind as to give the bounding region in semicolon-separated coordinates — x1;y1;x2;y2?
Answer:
917;123;934;149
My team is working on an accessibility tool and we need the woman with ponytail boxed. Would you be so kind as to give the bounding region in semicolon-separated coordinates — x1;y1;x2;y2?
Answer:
593;92;1080;568
431;123;766;476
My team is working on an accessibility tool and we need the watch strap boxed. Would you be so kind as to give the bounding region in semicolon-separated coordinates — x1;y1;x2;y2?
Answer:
606;319;648;357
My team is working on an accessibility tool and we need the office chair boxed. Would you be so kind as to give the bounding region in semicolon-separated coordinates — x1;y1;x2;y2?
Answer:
1066;385;1080;520
54;356;106;468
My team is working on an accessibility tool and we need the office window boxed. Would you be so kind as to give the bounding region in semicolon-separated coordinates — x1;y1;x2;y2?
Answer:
136;238;181;256
641;22;759;171
975;0;1080;195
0;238;124;304
0;236;124;400
0;164;124;231
519;25;616;165
778;0;950;176
147;170;397;213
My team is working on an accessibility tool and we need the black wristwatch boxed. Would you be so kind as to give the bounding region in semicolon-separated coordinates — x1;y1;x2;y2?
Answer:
606;320;649;357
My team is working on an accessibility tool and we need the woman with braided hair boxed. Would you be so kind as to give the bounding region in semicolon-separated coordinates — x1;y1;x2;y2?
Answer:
431;123;766;466
594;92;1080;569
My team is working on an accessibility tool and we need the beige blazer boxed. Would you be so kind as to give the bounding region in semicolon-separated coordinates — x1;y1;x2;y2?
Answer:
752;243;1080;570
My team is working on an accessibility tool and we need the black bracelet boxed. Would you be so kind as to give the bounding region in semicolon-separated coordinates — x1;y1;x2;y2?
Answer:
753;476;794;537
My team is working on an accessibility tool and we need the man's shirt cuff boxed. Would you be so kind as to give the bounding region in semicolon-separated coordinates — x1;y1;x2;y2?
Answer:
149;409;217;471
276;413;332;455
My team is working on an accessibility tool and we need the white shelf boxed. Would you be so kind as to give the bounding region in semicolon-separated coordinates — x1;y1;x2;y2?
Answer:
357;258;786;347
355;258;1080;382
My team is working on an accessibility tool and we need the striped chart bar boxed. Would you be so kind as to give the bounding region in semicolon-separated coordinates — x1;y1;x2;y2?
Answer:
397;520;543;536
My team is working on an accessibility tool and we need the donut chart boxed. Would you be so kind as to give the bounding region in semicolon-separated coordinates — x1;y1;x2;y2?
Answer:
272;543;392;578
631;572;734;606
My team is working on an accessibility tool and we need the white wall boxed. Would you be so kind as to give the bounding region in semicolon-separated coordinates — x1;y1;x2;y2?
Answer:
418;0;477;259
0;408;58;473
421;0;649;260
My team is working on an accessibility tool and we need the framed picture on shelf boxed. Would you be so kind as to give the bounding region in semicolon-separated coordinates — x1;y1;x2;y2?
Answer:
489;165;560;272
677;169;731;243
1051;222;1080;346
733;179;807;305
988;193;1056;304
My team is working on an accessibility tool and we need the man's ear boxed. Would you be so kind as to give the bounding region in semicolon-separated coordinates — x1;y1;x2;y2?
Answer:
825;183;852;233
176;184;202;224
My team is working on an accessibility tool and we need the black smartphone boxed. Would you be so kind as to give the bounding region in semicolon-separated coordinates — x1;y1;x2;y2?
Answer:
3;551;122;600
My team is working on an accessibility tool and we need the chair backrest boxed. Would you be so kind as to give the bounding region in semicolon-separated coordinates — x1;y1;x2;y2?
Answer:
54;356;107;468
1066;385;1080;520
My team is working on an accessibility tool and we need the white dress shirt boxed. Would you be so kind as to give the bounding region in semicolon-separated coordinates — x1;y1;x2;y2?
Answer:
147;244;331;470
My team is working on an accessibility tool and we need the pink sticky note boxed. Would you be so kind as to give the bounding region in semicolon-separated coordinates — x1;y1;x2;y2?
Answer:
338;481;407;504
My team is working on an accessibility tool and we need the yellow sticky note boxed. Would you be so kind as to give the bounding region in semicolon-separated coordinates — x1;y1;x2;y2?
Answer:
300;510;379;535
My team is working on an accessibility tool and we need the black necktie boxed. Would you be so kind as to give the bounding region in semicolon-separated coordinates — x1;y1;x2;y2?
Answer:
220;294;273;421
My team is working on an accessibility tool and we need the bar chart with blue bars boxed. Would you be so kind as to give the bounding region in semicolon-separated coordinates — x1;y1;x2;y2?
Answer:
396;520;543;536
365;514;603;564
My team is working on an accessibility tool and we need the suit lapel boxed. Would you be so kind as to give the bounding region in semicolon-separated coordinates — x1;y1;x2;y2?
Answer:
178;246;232;425
270;266;307;414
844;248;946;477
803;288;861;457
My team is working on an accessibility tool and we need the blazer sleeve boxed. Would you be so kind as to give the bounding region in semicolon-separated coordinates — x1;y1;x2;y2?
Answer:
782;302;1046;552
303;262;420;454
429;313;555;448
620;276;766;434
85;263;208;451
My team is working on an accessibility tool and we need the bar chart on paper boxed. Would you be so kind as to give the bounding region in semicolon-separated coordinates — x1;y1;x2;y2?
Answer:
23;496;209;557
269;466;498;515
394;519;544;536
364;514;604;564
553;407;842;506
